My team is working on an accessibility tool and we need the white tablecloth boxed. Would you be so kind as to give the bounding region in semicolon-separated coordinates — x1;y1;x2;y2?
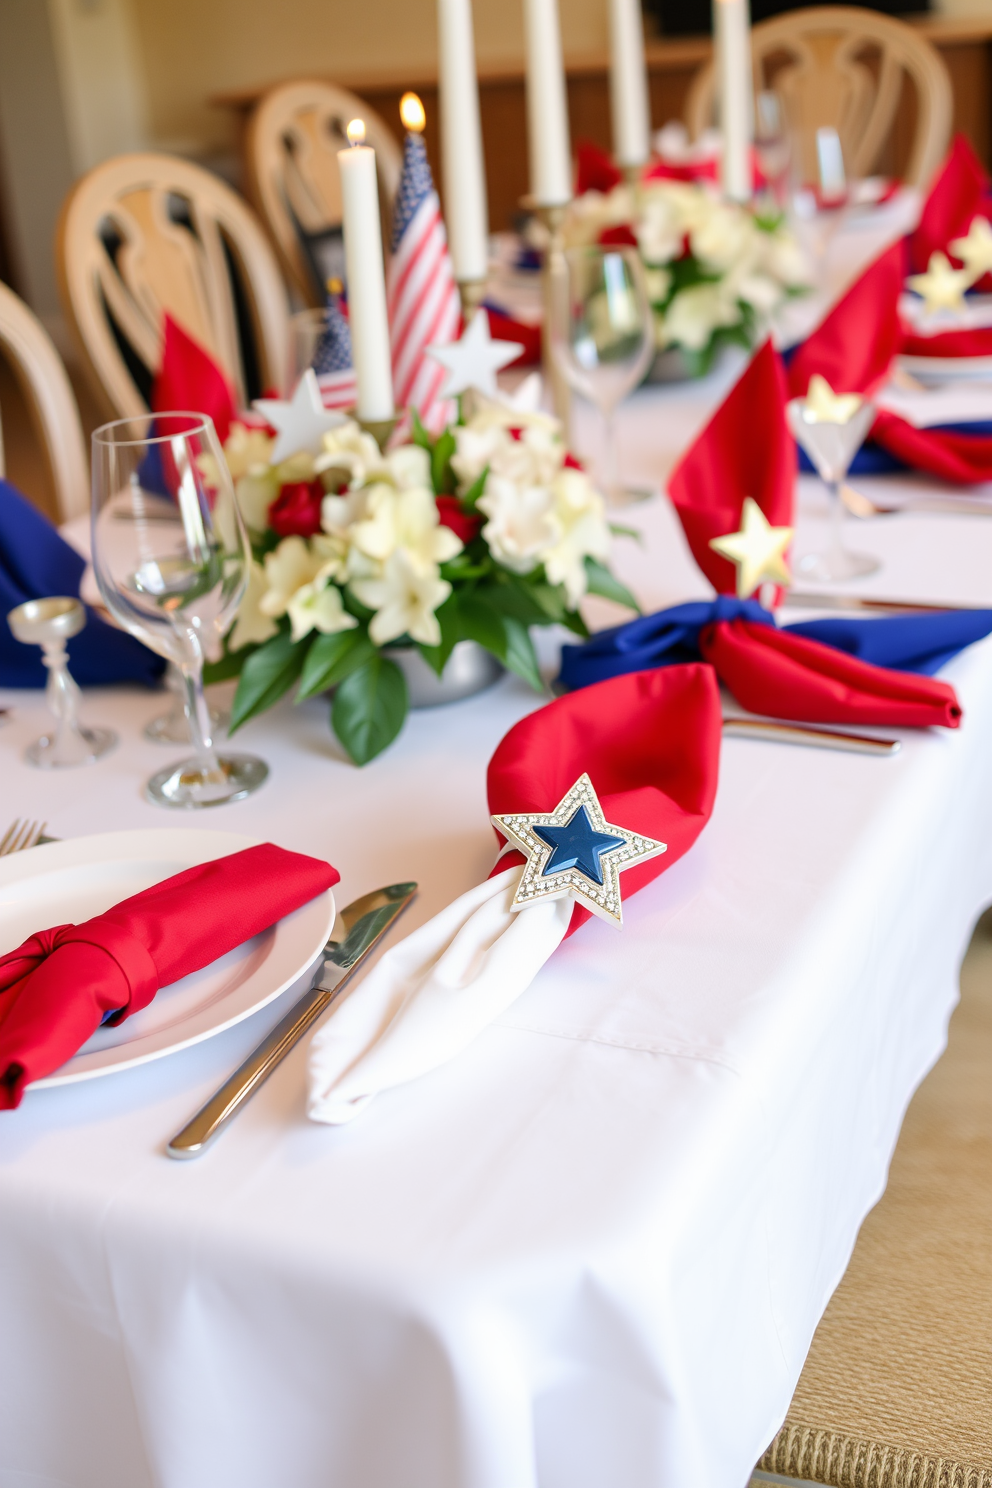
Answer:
5;197;992;1486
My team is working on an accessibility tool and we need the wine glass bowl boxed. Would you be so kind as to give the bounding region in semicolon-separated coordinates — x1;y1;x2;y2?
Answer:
91;412;268;808
550;245;655;504
788;396;881;583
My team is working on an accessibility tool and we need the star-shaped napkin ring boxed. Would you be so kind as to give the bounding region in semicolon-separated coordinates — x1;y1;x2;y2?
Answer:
906;250;973;315
949;216;992;281
492;773;666;928
708;496;793;600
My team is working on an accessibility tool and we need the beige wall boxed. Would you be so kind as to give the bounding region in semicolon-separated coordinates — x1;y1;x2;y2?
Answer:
127;0;609;156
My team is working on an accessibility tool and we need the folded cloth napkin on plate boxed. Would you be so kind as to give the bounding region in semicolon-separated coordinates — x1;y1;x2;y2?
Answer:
784;241;992;484
307;665;722;1124
908;133;992;284
0;481;164;688
0;843;338;1108
667;340;796;599
559;597;977;726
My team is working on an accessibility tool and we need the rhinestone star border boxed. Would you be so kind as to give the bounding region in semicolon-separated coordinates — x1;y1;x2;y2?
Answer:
491;773;667;929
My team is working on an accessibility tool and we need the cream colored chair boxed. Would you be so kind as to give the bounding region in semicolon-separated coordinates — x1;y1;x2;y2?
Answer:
685;5;952;189
56;152;291;420
244;79;402;306
0;280;88;521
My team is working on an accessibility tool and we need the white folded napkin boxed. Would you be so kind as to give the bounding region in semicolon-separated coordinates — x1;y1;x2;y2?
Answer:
307;864;571;1124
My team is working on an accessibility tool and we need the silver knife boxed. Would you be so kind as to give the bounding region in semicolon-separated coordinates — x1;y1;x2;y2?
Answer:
166;881;417;1159
722;717;900;756
780;591;976;615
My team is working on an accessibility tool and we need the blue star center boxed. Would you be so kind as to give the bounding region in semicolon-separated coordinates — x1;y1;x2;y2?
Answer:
533;805;626;887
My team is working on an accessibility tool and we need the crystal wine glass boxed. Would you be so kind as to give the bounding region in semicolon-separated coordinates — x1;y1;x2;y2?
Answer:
91;412;268;808
788;390;880;583
549;245;656;505
6;597;117;767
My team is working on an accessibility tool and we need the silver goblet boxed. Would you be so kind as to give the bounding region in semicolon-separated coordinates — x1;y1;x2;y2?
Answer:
6;597;117;768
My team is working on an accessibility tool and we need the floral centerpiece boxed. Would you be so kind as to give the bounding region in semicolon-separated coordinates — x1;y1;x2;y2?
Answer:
565;179;808;376
205;399;637;764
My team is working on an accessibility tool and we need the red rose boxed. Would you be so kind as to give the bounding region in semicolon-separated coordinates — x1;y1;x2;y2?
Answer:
268;479;325;538
599;224;639;248
563;452;585;471
436;495;482;544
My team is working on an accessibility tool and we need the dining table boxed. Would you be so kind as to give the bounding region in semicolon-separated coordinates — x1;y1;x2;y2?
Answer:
3;193;992;1488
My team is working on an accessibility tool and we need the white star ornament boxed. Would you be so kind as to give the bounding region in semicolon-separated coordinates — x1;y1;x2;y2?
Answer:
426;309;523;398
491;773;666;929
949;216;992;281
709;496;793;600
254;368;346;463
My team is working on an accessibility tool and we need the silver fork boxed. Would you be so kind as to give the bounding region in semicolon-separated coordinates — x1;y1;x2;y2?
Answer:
0;819;48;856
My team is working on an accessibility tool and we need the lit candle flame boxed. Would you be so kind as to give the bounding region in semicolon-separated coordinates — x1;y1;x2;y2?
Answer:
346;118;366;146
400;92;426;134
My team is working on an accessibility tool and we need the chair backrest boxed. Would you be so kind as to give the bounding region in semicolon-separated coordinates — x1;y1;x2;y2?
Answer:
0;280;88;521
684;5;952;189
244;79;403;306
56;152;291;420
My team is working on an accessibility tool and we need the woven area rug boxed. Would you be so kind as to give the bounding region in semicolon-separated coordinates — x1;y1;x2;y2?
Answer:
755;911;992;1488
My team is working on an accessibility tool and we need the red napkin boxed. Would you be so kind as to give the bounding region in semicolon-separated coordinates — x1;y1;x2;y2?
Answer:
668;340;796;597
0;843;338;1108
909;134;992;281
900;324;992;359
484;306;542;368
786;241;992;484
151;314;238;444
488;663;722;936
700;618;962;729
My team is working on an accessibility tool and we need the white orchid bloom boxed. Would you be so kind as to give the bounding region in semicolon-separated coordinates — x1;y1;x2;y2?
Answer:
384;443;432;490
259;535;343;618
229;560;279;650
761;229;810;289
346;482;462;573
661;283;741;352
221;422;276;481
315;421;385;489
286;577;358;643
635;190;686;266
234;469;280;531
477;475;559;575
351;549;452;647
543;467;612;606
691;203;758;273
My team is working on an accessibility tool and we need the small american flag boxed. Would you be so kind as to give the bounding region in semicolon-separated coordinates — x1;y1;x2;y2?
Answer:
312;289;358;412
387;131;460;435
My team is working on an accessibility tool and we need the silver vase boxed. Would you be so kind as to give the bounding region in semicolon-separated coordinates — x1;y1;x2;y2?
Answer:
384;640;504;708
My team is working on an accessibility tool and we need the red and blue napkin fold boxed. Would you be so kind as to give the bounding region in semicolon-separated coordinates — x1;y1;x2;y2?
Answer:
0;481;163;688
488;662;722;936
0;843;339;1108
668;340;796;595
909;133;992;284
559;595;987;730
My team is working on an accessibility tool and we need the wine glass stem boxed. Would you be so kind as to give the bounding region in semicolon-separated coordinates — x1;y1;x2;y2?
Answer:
602;407;620;502
180;661;223;777
827;478;847;564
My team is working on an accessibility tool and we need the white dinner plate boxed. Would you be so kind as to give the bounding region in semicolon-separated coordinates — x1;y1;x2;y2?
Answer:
0;828;335;1087
897;353;992;384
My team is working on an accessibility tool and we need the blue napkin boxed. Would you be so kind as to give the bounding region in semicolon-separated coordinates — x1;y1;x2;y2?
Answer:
559;595;992;691
0;480;164;688
797;423;992;478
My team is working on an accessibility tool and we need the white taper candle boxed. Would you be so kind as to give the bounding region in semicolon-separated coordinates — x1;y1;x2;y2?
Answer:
608;0;651;170
714;0;753;203
523;0;572;207
338;129;395;421
438;0;489;283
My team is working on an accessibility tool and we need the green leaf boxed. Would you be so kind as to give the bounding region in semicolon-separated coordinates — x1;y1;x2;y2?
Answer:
609;522;642;542
332;655;408;765
431;427;457;494
501;617;544;693
457;596;508;658
583;556;640;612
410;408;432;451
481;579;550;626
203;646;254;684
296;628;375;700
228;630;309;734
460;465;489;510
417;593;460;676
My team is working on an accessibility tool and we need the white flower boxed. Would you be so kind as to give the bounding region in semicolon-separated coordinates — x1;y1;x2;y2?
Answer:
761;229;809;289
350;549;452;647
229;560;279;650
259;535;343;618
383;443;431;490
234;469;279;531
564;185;636;249
223;422;276;480
661;283;741;352
476;475;559;574
452;417;563;494
542;466;611;606
644;265;672;303
691;203;758;273
315;421;385;488
636;188;688;265
286;577;358;643
346;483;462;573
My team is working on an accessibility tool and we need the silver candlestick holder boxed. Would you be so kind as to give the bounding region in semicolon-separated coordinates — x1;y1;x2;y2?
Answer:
7;598;117;768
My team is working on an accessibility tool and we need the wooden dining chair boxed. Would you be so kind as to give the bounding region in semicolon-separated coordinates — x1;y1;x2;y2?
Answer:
0;280;88;521
244;79;402;307
56;152;291;421
685;5;953;189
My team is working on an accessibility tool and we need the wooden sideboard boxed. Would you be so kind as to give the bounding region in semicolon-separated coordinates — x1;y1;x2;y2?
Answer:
212;15;992;233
